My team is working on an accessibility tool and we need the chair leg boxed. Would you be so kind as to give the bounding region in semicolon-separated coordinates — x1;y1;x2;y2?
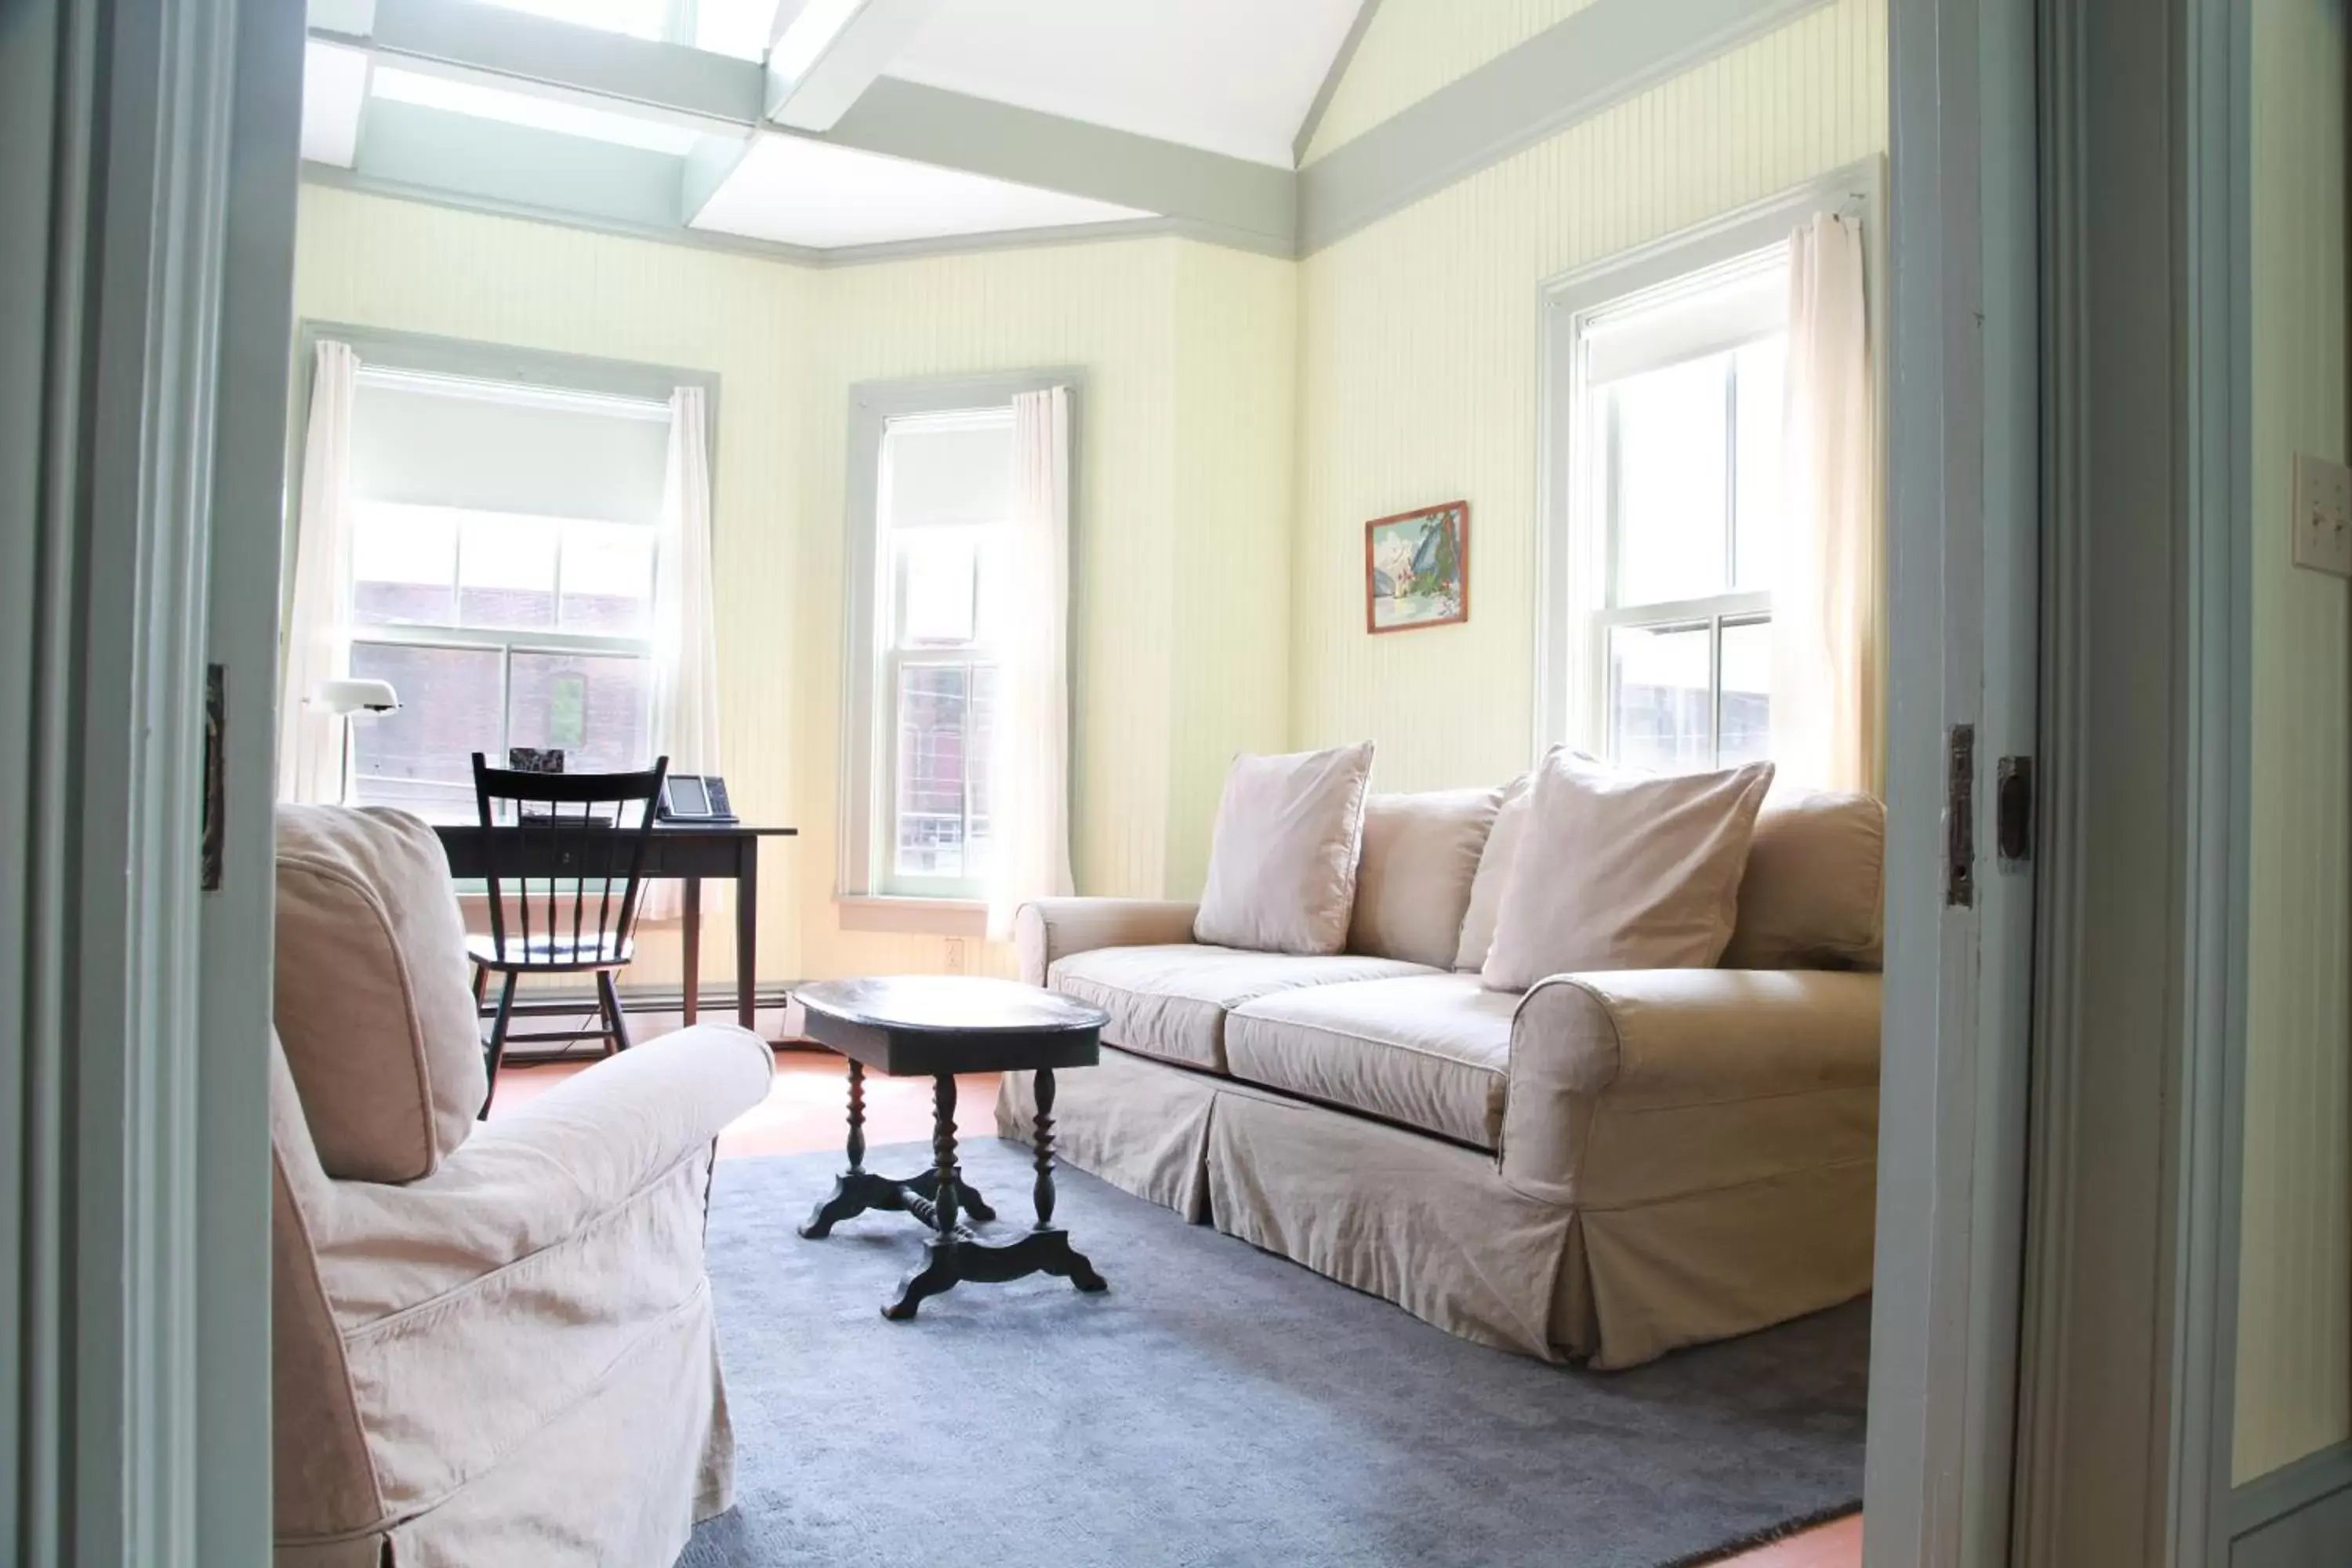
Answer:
481;973;517;1120
597;970;633;1054
471;963;488;1010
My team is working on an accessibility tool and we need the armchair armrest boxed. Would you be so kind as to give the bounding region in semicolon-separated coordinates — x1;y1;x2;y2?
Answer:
1500;969;1880;1202
318;1023;774;1324
1015;898;1200;985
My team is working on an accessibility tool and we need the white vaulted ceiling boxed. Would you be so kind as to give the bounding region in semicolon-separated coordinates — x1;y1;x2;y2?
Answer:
690;135;1149;249
301;0;1369;256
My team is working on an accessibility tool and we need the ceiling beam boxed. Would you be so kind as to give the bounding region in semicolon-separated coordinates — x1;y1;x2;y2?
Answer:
823;79;1294;256
1291;0;1382;168
764;0;946;132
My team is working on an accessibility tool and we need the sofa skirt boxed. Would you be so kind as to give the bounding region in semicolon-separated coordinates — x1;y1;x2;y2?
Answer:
997;1047;1872;1368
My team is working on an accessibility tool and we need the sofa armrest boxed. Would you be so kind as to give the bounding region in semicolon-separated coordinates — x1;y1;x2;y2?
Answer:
315;1023;774;1324
1015;898;1200;985
1499;969;1880;1201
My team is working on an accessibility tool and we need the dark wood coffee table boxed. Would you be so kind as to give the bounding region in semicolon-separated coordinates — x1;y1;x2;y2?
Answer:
793;975;1112;1319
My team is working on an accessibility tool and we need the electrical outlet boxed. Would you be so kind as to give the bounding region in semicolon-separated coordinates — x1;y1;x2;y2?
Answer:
2292;452;2352;578
944;937;964;974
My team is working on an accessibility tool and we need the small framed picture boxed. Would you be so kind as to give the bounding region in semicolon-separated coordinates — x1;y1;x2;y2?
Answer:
1364;499;1469;634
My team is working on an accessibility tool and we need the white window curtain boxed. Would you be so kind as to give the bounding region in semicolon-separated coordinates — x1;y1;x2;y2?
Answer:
643;385;725;922
278;339;359;803
985;386;1076;942
1772;213;1880;793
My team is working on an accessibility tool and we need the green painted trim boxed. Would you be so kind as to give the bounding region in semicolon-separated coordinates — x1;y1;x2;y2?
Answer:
2234;1444;2352;1542
355;100;692;234
819;77;1291;252
1291;0;1382;168
303;165;1224;270
1297;0;1833;252
366;0;760;127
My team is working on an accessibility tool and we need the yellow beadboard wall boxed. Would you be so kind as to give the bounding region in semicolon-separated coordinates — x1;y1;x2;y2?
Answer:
797;238;1290;975
293;183;809;993
293;187;1293;985
1290;0;1886;791
1163;241;1300;896
2234;0;2351;1486
1303;0;1602;164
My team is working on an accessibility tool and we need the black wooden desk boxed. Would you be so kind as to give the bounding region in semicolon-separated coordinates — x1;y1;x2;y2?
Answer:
433;822;796;1031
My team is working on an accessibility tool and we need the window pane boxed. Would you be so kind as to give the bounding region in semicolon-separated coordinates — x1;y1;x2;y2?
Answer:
348;642;502;817
1719;618;1773;766
507;652;652;775
559;521;655;635
895;664;971;878
1733;337;1788;590
1611;354;1730;606
1609;623;1712;775
352;503;457;626
896;531;978;647
966;663;999;878
458;512;558;630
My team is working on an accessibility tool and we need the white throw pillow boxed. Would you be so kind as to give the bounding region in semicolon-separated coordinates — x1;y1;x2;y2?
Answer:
1193;743;1376;956
1479;752;1775;992
1451;770;1536;971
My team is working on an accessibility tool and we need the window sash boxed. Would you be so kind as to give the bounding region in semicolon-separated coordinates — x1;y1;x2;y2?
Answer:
878;650;996;898
1596;597;1771;771
345;630;654;814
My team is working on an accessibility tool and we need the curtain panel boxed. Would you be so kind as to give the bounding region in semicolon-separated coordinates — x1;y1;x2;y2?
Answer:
985;387;1076;941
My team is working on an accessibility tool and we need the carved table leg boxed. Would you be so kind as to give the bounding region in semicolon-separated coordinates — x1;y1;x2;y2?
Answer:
800;1060;878;1239
882;1067;1105;1319
884;1075;965;1319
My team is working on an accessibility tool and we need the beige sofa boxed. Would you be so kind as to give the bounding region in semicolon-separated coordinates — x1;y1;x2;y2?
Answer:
996;786;1884;1370
269;805;774;1566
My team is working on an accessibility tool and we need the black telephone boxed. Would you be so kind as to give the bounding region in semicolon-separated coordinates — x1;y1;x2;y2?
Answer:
658;773;736;823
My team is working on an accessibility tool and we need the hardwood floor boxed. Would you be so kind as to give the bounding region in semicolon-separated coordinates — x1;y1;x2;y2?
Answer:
489;1045;1861;1568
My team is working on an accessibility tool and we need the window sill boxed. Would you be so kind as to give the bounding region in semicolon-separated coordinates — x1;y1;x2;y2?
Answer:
836;895;990;938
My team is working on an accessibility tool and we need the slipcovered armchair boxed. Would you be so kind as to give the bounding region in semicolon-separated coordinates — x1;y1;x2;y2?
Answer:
270;805;772;1566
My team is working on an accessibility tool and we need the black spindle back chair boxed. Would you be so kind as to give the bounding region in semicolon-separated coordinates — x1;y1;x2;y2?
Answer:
469;752;669;1116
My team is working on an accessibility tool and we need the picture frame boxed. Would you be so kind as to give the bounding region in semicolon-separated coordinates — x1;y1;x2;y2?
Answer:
1363;499;1470;634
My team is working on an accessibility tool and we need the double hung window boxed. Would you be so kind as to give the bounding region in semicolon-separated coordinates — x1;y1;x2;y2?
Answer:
871;408;1015;898
1573;249;1791;772
341;368;671;816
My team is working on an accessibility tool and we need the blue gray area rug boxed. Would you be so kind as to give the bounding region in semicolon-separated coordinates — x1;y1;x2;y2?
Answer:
681;1137;1865;1568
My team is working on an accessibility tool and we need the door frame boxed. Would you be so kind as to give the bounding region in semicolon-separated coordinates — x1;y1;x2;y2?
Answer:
2;0;297;1560
1874;0;2254;1562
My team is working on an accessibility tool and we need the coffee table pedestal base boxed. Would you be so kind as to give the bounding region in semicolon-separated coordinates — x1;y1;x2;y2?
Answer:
884;1226;1107;1321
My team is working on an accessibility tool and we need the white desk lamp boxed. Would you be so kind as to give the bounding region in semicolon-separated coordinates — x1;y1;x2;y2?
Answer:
313;677;401;804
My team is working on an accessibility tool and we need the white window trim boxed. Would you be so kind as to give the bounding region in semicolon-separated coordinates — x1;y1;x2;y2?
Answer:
292;320;720;812
1534;158;1886;762
835;368;1083;915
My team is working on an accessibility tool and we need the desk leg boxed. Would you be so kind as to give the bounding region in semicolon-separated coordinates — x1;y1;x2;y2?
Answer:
736;840;758;1032
681;877;702;1028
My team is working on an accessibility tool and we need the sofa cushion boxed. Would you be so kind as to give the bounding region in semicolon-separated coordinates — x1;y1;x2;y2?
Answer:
1048;943;1433;1073
1226;974;1517;1149
1453;771;1534;971
1348;787;1504;968
1482;753;1774;992
1193;743;1376;956
1722;790;1886;971
274;805;487;1183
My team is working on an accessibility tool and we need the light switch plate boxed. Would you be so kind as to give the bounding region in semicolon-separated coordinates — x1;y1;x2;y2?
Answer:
2292;452;2352;578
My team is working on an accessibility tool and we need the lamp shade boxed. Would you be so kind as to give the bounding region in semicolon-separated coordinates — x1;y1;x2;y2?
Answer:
314;677;401;716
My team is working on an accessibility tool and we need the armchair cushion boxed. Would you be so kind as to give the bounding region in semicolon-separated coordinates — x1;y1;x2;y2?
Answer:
274;804;487;1182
